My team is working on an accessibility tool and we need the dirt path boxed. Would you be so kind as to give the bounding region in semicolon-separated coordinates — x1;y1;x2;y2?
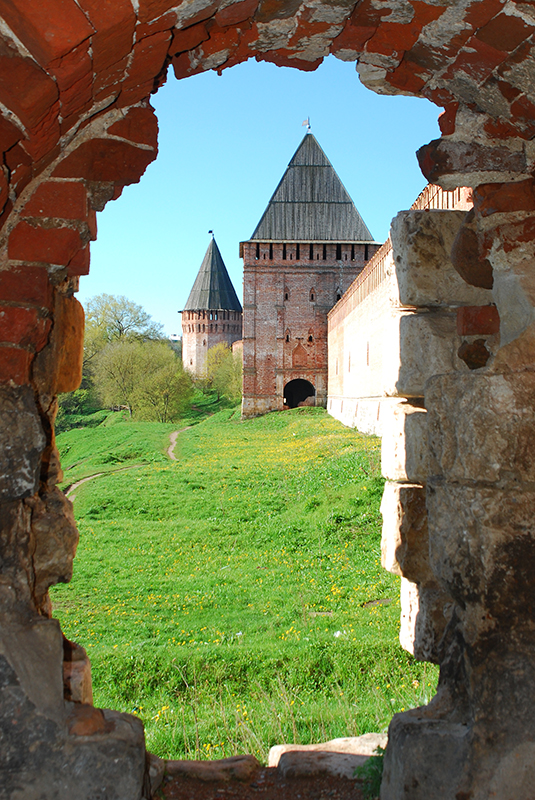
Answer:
65;428;192;500
167;427;192;461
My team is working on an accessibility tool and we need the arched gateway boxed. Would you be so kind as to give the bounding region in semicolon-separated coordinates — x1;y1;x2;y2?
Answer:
2;3;535;799
284;378;315;409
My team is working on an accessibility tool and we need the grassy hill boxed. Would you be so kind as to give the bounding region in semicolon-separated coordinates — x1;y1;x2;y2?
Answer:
52;406;438;761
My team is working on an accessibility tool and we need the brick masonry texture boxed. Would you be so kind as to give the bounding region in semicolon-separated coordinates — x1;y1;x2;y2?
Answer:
2;2;535;799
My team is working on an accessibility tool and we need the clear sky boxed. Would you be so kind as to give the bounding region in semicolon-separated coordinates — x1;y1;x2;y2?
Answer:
79;55;440;337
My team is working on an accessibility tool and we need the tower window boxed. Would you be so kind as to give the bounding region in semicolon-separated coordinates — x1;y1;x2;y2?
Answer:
336;243;342;260
256;242;260;259
282;243;287;260
308;335;313;343
296;243;300;260
322;244;327;260
309;243;313;260
203;339;206;346
351;244;355;260
284;290;289;301
310;289;315;302
269;243;273;259
365;243;369;260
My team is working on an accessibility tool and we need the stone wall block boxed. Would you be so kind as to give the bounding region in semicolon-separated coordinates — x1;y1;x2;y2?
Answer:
0;617;65;725
0;385;45;502
380;482;431;584
390;210;493;308
399;577;452;663
383;309;463;398
426;372;535;483
381;400;428;483
63;640;93;704
427;482;535;628
33;292;85;398
26;487;79;609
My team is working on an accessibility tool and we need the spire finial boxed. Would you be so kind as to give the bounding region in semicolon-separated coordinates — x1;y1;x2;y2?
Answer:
302;117;311;132
208;229;214;238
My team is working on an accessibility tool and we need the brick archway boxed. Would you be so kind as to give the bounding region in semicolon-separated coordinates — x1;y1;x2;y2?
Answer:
2;3;535;798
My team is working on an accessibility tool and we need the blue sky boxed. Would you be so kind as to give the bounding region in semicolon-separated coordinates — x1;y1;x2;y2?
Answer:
80;56;440;336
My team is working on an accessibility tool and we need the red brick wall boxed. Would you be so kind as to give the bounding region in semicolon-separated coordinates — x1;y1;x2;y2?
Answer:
181;308;242;374
242;240;379;416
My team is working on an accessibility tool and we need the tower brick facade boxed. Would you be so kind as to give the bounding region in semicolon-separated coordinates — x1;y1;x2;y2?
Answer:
241;134;380;417
181;236;242;375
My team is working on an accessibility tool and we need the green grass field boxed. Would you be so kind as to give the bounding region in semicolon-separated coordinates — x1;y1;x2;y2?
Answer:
52;406;438;761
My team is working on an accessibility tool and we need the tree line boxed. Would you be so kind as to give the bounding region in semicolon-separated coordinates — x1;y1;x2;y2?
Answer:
58;294;242;430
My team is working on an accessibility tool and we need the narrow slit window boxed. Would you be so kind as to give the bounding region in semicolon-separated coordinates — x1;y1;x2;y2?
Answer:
282;243;287;260
256;243;260;259
336;243;342;260
309;243;314;260
323;244;327;260
351;244;355;260
365;244;369;260
269;243;273;259
296;244;300;260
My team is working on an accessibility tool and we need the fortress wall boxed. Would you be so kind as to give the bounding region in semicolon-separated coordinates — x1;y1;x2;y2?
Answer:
327;185;473;435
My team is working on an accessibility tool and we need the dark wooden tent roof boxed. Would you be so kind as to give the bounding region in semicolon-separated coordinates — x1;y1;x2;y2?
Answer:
183;237;242;312
250;133;374;242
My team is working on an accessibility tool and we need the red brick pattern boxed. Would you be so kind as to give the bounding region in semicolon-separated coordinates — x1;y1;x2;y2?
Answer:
242;241;375;415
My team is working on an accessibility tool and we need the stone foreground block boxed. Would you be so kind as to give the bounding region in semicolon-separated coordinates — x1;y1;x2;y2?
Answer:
0;385;46;502
380;482;430;583
399;577;451;663
427;371;535;483
383;310;463;398
381;400;428;483
390;209;493;308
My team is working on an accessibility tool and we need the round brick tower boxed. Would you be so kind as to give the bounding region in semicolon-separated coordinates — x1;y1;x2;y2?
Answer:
180;235;243;376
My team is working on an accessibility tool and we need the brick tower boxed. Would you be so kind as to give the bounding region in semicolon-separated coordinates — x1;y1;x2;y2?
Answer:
181;235;242;375
240;132;380;417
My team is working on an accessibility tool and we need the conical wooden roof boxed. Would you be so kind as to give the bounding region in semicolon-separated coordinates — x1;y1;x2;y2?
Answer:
183;237;242;312
251;133;374;242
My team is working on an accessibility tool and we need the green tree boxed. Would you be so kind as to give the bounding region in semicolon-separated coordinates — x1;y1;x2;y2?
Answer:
204;343;242;401
94;339;192;421
84;293;164;373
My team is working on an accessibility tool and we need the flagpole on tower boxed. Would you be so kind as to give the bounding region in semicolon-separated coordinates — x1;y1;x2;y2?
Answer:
302;117;311;132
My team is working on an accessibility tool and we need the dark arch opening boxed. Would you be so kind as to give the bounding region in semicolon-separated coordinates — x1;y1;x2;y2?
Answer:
284;379;315;409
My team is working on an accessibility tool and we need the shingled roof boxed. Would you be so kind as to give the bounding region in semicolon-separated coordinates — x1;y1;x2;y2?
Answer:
250;133;374;242
183;237;242;312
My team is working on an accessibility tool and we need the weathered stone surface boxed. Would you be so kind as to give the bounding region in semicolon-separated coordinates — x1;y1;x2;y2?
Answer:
399;577;452;664
277;750;371;780
380;401;427;483
26;487;79;607
427;482;535;627
0;385;45;502
380;482;430;583
269;733;387;768
390;210;493;307
166;754;260;782
384;309;463;399
427;372;535;484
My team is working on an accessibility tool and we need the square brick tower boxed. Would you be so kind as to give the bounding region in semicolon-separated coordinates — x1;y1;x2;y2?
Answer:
181;235;242;375
240;132;380;417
